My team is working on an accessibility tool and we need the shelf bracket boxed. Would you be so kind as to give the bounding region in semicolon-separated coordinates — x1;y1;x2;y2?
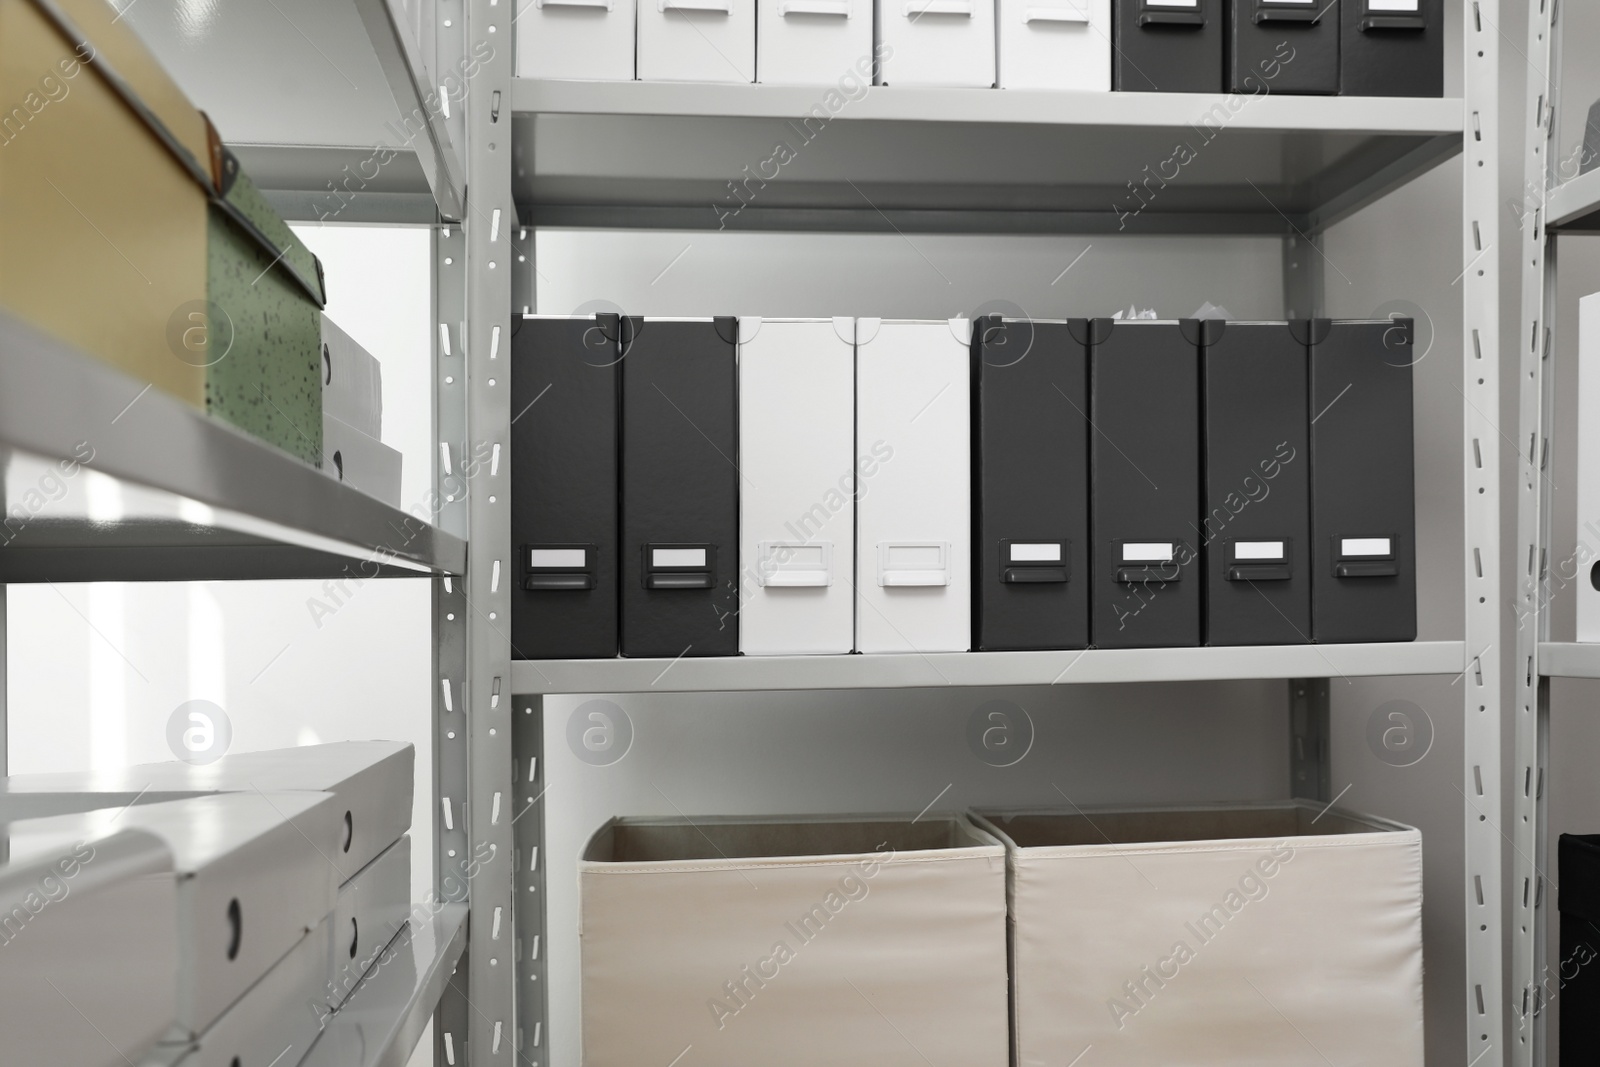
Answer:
1288;678;1330;803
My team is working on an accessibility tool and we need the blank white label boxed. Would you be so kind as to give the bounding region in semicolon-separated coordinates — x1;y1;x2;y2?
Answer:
886;544;944;567
1341;538;1392;558
1147;0;1198;6
653;548;707;568
766;544;827;568
1122;542;1175;563
530;548;586;568
1368;0;1418;10
1010;543;1063;563
1234;541;1285;561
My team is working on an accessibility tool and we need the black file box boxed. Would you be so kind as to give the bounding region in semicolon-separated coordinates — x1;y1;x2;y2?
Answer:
1227;0;1339;95
1561;835;1600;1060
1087;319;1202;648
1114;0;1224;94
1340;0;1443;97
620;317;740;657
1307;319;1416;643
1201;321;1311;645
972;318;1090;652
510;316;621;659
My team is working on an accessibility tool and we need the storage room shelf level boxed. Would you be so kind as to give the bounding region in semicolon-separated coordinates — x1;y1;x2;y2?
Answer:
511;640;1466;694
511;81;1464;234
0;312;465;582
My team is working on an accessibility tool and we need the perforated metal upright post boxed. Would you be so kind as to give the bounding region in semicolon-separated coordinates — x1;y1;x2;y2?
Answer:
1515;0;1560;1062
1463;1;1506;1063
459;0;519;1060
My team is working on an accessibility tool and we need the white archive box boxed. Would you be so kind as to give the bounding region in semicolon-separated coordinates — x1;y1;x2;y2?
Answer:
514;0;638;80
757;0;875;84
325;834;414;1009
3;793;345;1040
875;0;996;86
973;802;1425;1067
855;318;972;653
0;741;414;883
0;828;178;1067
638;0;755;82
1579;292;1600;640
738;317;856;655
579;814;1009;1067
324;412;403;506
320;315;383;440
997;0;1109;90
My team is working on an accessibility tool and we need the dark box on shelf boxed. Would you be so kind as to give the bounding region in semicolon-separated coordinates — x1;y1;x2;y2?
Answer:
619;317;740;658
971;317;1091;652
1201;321;1312;645
1087;318;1203;648
1561;834;1600;1060
1114;0;1225;94
1307;318;1417;643
1340;0;1443;97
1226;0;1340;95
511;315;622;660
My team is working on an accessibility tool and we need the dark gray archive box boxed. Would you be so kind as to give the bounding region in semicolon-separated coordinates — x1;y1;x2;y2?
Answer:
1201;321;1311;646
1226;0;1339;95
1114;0;1224;94
620;317;740;657
1340;0;1443;97
1088;319;1203;648
1560;834;1600;1062
971;317;1090;651
1307;319;1416;643
511;315;621;659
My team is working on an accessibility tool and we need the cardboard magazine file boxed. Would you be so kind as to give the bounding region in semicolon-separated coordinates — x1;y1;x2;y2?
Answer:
578;814;1009;1067
973;802;1424;1067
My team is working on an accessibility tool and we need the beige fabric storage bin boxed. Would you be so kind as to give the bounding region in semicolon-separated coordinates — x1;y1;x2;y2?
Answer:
579;814;1009;1066
973;802;1423;1067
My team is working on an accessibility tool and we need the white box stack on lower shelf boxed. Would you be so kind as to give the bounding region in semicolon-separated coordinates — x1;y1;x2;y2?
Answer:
0;825;178;1067
322;317;402;507
0;742;422;1067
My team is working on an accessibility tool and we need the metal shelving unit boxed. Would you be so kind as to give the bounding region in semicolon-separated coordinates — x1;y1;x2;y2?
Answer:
0;1;1508;1064
1518;2;1591;1063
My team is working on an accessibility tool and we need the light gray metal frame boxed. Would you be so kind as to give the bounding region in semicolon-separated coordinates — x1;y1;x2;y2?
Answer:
1514;0;1561;1062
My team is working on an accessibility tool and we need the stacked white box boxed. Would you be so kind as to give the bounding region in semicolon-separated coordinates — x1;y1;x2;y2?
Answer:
579;814;1008;1067
974;802;1425;1067
997;0;1110;90
855;318;972;653
875;0;996;86
514;0;639;80
757;0;875;84
1579;292;1600;640
639;0;756;81
320;317;401;505
738;318;856;655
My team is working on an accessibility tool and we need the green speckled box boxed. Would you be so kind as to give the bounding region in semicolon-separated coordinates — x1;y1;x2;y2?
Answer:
204;149;326;467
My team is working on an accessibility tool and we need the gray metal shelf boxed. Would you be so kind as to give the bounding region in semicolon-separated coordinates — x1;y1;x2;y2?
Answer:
1546;167;1600;233
0;311;465;581
512;641;1467;695
511;80;1463;234
299;904;469;1067
1537;643;1600;680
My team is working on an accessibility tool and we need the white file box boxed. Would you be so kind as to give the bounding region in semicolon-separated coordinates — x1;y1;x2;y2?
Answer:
579;814;1008;1067
738;318;856;655
855;318;971;653
974;802;1425;1067
515;0;639;80
320;315;383;440
757;0;875;83
638;0;756;81
997;0;1109;89
876;0;996;86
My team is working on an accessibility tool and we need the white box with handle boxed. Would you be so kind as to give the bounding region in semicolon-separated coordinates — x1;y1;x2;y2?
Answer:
997;0;1109;89
514;0;638;79
876;0;996;85
639;0;755;81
